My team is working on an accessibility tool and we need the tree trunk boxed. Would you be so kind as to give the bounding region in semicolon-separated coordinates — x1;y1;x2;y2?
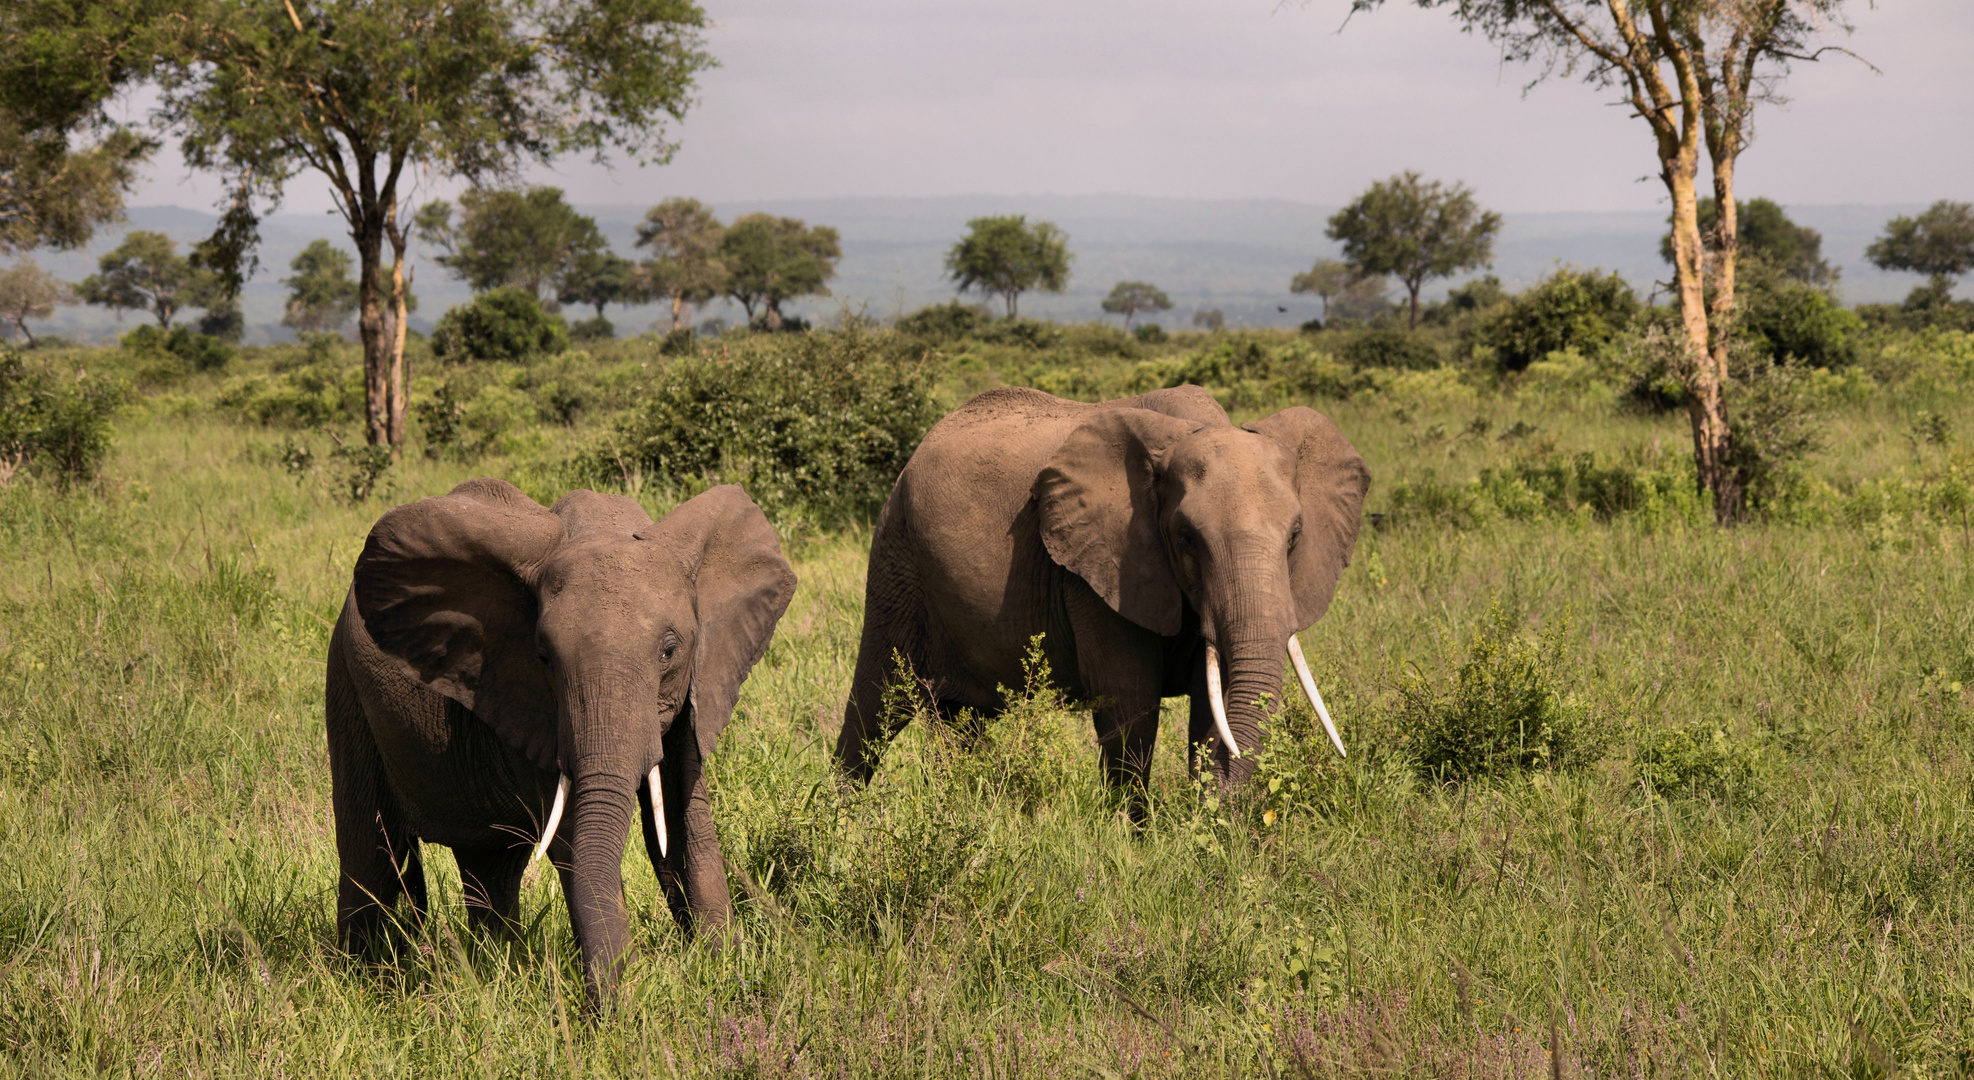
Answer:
1006;291;1019;319
384;218;410;455
1661;143;1737;524
670;292;686;331
353;212;391;448
1406;280;1421;329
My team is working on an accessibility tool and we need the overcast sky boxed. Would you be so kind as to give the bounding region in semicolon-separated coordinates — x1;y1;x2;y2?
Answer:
129;0;1973;217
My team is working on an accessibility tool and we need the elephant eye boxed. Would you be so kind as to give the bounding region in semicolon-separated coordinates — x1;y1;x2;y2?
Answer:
659;633;680;665
1288;521;1302;554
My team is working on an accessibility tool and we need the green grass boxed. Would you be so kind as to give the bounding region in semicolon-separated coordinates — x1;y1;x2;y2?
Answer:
5;328;1974;1075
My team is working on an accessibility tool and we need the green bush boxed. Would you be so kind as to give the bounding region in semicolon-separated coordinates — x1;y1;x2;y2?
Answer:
330;443;394;503
976;318;1063;350
1635;724;1758;801
1337;329;1441;371
567;314;614;343
1736;270;1862;367
120;324;235;377
430;287;569;363
1400;602;1604;781
596;329;940;521
1133;323;1167;343
896;301;990;340
1475;268;1639;372
216;362;361;428
0;351;131;488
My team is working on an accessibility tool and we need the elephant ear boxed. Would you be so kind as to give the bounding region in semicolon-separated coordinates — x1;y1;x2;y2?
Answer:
352;478;566;770
1243;407;1372;628
640;485;797;762
1035;408;1203;636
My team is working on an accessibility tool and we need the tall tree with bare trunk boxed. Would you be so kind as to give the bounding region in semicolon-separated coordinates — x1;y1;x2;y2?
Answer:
1346;0;1867;522
154;0;712;453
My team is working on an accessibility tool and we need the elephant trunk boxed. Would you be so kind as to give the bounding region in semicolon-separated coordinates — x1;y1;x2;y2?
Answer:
1214;630;1287;786
565;766;638;1008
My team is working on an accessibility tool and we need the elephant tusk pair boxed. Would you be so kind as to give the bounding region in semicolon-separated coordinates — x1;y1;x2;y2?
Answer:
1288;635;1347;758
531;773;571;865
1202;638;1349;760
525;769;667;869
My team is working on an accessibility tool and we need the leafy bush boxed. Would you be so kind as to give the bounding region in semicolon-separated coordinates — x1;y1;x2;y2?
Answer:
896;300;990;340
976;317;1063;350
430;287;569;363
568;314;614;342
1337;329;1442;371
330;443;394;503
1383;448;1701;531
1133;322;1167;343
1635;724;1758;800
1735;270;1862;367
1474;268;1638;372
1400;602;1604;781
216;362;361;428
596;330;940;521
0;351;131;488
120;324;235;378
658;327;696;356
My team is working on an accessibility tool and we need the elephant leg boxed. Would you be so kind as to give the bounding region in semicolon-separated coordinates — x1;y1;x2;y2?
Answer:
327;637;424;955
1065;586;1164;821
835;542;929;783
645;720;735;943
455;847;528;936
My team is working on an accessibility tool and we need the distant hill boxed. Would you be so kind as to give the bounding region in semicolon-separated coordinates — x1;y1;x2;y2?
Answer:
17;196;1950;345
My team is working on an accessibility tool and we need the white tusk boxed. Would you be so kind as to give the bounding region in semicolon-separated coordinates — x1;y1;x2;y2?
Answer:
1204;643;1241;758
532;773;570;864
648;765;668;859
1288;635;1347;758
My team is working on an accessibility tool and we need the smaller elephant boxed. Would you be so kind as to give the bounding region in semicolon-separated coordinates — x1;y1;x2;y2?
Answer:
326;479;796;1008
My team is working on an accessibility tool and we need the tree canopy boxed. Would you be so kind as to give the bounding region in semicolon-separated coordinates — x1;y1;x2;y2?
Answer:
945;216;1071;319
77;231;194;328
1868;201;1974;285
0;259;71;345
1100;281;1172;327
0;0;160;254
417;187;607;304
635;197;728;331
282;239;360;334
154;0;713;448
1289;259;1360;323
558;251;636;321
1327;173;1500;329
1658;197;1834;284
720;214;840;331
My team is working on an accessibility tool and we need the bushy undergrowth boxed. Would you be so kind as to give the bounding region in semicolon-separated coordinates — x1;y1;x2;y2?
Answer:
1399;602;1605;781
431;286;570;362
593;330;939;522
0;350;131;487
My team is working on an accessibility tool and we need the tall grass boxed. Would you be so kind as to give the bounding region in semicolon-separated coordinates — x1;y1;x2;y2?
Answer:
4;329;1974;1075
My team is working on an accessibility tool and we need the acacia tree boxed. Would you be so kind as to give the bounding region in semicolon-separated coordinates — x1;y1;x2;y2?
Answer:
720;214;839;331
946;215;1071;319
156;0;712;451
1352;0;1863;522
558;251;635;322
417;186;606;304
282;238;360;333
1326;173;1500;330
1868;201;1974;299
1100;281;1172;328
77;230;193;327
1289;258;1358;323
0;259;72;344
634;197;727;331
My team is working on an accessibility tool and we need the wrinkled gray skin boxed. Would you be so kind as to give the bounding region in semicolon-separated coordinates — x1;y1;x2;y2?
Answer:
835;385;1368;796
327;479;795;1009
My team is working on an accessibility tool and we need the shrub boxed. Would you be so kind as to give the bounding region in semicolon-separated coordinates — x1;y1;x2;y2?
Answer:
1133;322;1167;343
1635;724;1758;801
1400;601;1603;781
330;443;394;503
216;362;360;428
430;287;569;363
0;352;131;488
121;324;235;377
1338;329;1441;371
1475;268;1639;372
1735;270;1862;367
596;329;940;521
896;300;990;340
658;327;696;356
568;314;614;342
976;317;1062;350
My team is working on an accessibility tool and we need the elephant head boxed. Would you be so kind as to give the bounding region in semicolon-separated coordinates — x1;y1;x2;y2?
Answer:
350;478;795;1003
1035;406;1368;783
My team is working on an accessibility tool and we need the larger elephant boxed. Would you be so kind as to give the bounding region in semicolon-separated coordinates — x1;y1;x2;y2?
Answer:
834;385;1368;796
326;479;795;1008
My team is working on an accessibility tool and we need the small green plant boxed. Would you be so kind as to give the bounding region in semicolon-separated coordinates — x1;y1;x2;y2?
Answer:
1635;724;1758;800
274;437;314;475
1401;601;1603;781
0;351;131;488
414;382;465;457
330;442;394;502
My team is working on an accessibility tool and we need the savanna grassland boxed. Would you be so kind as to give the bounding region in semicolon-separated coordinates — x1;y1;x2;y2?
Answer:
6;321;1974;1077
